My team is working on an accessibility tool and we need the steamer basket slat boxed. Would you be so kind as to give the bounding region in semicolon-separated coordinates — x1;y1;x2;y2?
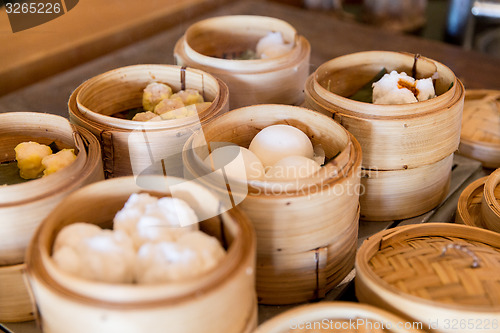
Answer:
182;104;362;304
356;223;500;333
458;90;500;169
0;112;103;322
69;64;229;178
174;15;310;109
304;51;464;221
26;176;256;333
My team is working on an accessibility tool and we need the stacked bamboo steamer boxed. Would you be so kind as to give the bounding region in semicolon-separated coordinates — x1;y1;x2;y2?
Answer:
0;112;103;322
255;302;428;332
456;168;500;232
26;176;257;333
68;64;229;178
182;104;362;304
356;223;500;333
304;51;464;221
174;15;310;109
458;90;500;168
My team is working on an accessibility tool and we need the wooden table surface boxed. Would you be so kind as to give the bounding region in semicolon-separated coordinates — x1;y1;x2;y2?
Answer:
1;0;499;331
0;0;231;96
1;0;500;117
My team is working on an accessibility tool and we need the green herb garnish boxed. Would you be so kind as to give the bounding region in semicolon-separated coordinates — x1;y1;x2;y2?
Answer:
348;68;388;103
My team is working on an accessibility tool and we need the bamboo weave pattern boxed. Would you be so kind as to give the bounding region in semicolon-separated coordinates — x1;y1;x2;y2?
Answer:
369;236;500;307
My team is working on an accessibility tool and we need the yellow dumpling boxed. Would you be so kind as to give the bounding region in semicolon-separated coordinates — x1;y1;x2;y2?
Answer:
15;141;52;179
170;89;204;106
142;82;173;111
42;149;77;176
159;105;197;120
154;97;185;115
132;111;161;122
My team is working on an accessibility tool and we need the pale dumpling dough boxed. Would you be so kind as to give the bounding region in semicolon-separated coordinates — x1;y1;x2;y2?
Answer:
205;145;265;181
266;155;321;180
135;231;226;284
113;193;198;249
249;124;314;168
142;82;173;111
372;70;436;104
256;32;293;59
52;225;136;284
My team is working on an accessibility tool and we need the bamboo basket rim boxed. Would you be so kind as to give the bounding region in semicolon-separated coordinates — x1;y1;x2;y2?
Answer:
0;112;97;206
356;222;500;312
482;168;500;224
310;51;461;118
460;89;500;149
255;301;426;332
456;176;488;228
181;15;300;71
26;176;255;309
75;64;226;131
182;104;362;198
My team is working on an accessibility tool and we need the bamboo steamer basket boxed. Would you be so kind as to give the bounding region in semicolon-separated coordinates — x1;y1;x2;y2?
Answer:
69;64;229;178
359;154;453;221
254;302;428;332
26;176;256;333
458;90;500;169
455;176;488;228
304;51;463;221
0;264;35;322
482;168;500;232
0;112;103;323
304;51;464;170
356;223;500;333
174;15;310;109
182;104;362;304
0;112;104;265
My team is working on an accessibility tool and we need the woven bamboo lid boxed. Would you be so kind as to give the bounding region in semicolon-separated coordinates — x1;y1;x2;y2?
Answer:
356;223;500;332
459;90;500;168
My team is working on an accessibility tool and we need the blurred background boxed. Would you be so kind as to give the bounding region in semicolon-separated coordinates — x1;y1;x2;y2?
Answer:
271;0;500;57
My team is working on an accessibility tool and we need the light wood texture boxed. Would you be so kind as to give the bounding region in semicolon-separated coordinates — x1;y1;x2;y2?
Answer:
255;302;427;333
0;264;35;323
0;112;103;266
26;176;257;333
356;223;500;333
458;90;500;169
2;0;500;119
482;168;500;232
182;104;362;304
68;64;229;178
0;0;231;96
359;154;453;221
304;51;464;170
174;15;310;109
455;176;488;228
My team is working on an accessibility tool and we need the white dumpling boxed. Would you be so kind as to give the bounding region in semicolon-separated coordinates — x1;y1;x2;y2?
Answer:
135;231;225;284
249;125;314;168
53;227;136;284
415;77;436;101
256;32;293;59
53;222;102;252
372;71;418;104
114;193;198;249
204;145;265;181
265;155;321;180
